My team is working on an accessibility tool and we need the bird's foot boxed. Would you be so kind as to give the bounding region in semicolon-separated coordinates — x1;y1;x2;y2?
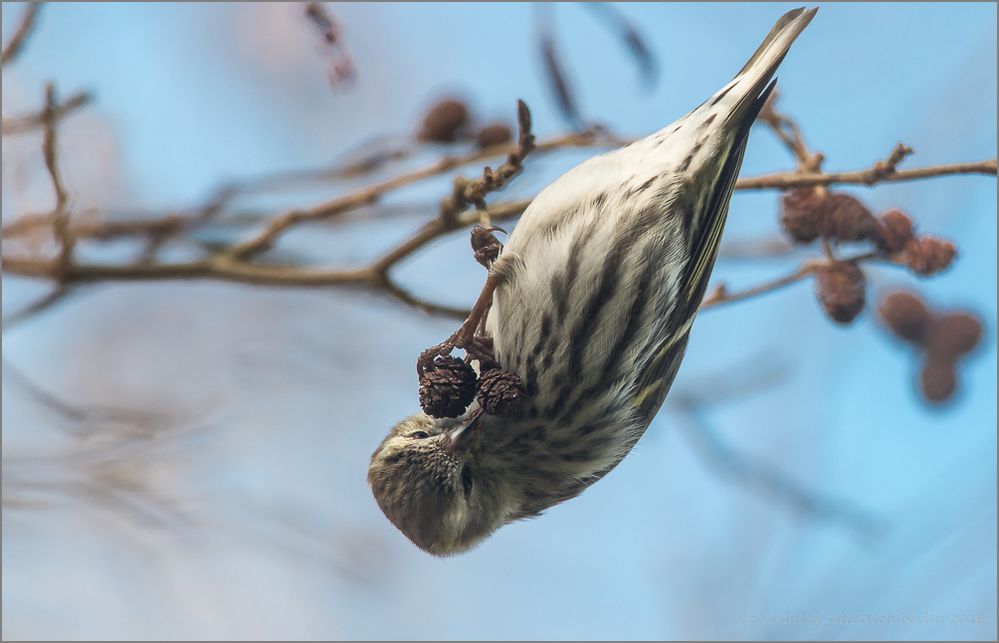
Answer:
470;225;505;269
416;269;504;376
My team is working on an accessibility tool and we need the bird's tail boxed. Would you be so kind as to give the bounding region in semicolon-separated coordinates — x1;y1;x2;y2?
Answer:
715;7;817;120
671;7;817;340
633;8;818;425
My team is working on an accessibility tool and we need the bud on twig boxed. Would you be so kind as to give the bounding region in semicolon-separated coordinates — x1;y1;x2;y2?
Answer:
815;261;866;324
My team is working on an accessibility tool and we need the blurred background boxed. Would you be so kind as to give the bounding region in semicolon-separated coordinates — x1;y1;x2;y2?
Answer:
2;2;996;640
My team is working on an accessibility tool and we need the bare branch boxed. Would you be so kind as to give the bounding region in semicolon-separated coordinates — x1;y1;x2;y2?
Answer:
0;81;994;326
735;158;996;191
1;2;42;65
674;402;881;539
701;252;886;310
535;4;584;130
439;100;536;226
2;284;75;328
2;90;92;135
40;84;75;274
305;1;356;88
581;3;658;87
222;124;599;261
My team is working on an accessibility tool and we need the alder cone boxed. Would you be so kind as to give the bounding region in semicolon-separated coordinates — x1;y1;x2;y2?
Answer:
904;237;956;276
920;356;957;404
476;122;513;149
878;291;931;345
815;261;866;324
820;192;876;242
872;209;915;254
419;356;477;418
418;99;470;143
926;313;983;359
476;368;526;416
780;188;824;243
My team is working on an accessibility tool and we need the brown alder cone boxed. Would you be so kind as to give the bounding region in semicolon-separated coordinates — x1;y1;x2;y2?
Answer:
815;261;866;324
781;189;876;243
879;290;932;345
872;209;915;254
926;312;983;359
780;187;824;243
476;368;526;416
920;356;957;404
904;236;957;275
419;355;478;418
418;99;470;143
476;122;513;149
820;192;876;242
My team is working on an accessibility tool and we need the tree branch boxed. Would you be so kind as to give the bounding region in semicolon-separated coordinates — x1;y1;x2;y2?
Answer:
1;2;42;66
40;84;75;275
2;90;92;135
1;85;995;327
735;158;996;190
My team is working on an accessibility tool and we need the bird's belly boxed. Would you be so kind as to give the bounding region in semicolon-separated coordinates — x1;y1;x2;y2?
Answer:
482;211;685;483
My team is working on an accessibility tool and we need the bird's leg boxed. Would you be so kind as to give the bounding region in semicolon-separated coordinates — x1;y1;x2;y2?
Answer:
417;262;505;376
417;226;506;375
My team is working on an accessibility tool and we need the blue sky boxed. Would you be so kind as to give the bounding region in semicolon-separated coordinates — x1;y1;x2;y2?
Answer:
2;3;996;640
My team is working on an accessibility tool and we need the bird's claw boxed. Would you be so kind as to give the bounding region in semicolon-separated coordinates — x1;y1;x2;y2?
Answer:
471;225;505;269
417;328;497;377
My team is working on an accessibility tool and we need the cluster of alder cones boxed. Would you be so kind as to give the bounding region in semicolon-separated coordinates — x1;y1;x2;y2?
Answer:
416;97;513;149
780;187;956;323
879;291;983;404
419;355;526;419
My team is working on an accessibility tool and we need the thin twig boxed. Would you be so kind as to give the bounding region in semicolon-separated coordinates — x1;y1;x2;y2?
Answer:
40;84;75;275
4;156;991;247
669;361;882;538
1;2;42;66
2;90;92;135
758;89;820;170
222;124;595;261
701;251;884;309
439;99;536;227
2;284;75;328
305;1;355;88
1;84;995;326
734;159;996;190
674;402;881;539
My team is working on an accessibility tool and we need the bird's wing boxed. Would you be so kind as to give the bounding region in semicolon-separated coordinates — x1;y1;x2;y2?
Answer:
631;80;777;423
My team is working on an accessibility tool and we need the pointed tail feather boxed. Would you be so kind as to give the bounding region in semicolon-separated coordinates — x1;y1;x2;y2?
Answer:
737;7;818;79
720;7;817;120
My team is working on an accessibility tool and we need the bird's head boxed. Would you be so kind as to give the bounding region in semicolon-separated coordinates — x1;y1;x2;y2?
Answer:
367;410;508;556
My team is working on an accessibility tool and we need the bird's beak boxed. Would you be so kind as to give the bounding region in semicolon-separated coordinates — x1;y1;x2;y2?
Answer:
448;410;484;455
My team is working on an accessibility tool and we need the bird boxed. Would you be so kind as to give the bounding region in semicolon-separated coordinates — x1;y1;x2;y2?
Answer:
368;7;818;556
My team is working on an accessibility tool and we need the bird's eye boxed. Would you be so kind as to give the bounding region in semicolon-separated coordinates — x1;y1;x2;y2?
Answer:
461;465;474;497
408;431;430;440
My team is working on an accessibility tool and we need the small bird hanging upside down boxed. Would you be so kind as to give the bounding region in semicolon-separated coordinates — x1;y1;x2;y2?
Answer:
369;7;818;556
